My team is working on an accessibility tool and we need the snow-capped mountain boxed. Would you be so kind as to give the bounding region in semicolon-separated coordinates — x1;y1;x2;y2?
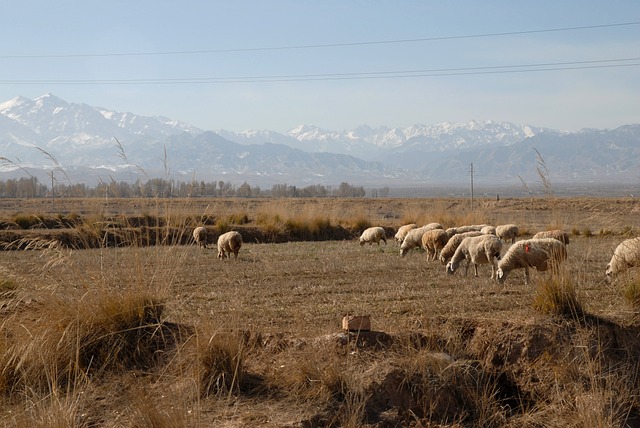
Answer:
0;94;638;187
218;121;550;166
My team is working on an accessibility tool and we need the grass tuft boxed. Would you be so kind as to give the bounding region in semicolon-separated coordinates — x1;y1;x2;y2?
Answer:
622;274;640;321
199;333;249;397
3;288;169;395
533;274;584;318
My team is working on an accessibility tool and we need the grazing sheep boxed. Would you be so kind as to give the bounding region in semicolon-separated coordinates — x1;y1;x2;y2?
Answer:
446;234;503;278
445;224;487;239
496;238;567;284
605;237;640;279
533;229;570;245
400;224;442;257
496;224;519;244
394;223;417;245
439;231;483;264
481;225;496;235
217;231;243;259
421;229;449;261
193;226;207;248
359;226;387;246
423;222;444;230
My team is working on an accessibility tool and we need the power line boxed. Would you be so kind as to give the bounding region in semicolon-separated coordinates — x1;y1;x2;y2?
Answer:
0;57;637;85
1;21;638;59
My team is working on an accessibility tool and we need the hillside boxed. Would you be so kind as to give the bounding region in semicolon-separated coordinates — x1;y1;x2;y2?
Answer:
1;94;638;188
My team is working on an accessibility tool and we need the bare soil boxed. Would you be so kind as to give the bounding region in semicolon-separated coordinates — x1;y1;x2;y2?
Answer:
0;196;639;427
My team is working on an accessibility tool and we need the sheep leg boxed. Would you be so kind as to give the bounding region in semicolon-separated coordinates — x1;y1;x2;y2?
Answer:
473;263;479;277
524;267;530;284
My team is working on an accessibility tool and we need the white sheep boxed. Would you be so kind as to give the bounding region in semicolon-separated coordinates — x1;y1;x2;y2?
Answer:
400;224;441;257
359;226;387;246
496;224;519;244
439;231;483;264
532;229;570;245
423;222;444;230
446;234;503;278
605;237;640;279
217;231;243;259
496;238;567;284
394;223;417;245
481;225;496;235
193;226;207;248
445;224;487;239
421;229;449;261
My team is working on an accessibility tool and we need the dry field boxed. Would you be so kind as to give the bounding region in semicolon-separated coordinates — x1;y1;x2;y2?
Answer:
0;196;639;427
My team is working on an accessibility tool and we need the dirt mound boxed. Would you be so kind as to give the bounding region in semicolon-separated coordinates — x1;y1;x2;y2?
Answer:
285;316;640;426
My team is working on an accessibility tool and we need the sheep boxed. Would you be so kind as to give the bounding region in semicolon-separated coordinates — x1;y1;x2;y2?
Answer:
532;229;570;245
496;238;567;285
421;229;449;261
423;222;444;230
445;224;487;239
605;237;640;279
394;223;417;245
400;224;442;257
359;226;387;246
446;234;503;278
439;231;483;264
217;231;243;259
481;225;496;235
496;224;519;244
193;226;207;248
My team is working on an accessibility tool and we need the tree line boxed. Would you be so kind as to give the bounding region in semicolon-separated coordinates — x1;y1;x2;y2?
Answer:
0;176;390;199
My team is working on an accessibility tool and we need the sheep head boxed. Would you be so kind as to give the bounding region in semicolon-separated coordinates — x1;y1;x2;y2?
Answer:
496;268;508;283
605;263;613;281
445;261;456;275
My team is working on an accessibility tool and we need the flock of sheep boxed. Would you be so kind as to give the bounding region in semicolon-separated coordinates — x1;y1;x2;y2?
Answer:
192;220;640;282
359;223;640;284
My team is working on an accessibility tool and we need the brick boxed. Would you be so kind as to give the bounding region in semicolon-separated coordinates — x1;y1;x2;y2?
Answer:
342;315;371;331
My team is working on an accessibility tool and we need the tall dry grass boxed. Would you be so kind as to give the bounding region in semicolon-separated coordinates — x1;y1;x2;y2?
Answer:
0;147;639;426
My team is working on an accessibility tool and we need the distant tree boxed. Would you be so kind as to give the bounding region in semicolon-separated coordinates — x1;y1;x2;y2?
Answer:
237;182;252;198
335;182;365;198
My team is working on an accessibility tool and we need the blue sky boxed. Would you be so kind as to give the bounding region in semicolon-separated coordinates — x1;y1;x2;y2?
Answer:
1;1;638;132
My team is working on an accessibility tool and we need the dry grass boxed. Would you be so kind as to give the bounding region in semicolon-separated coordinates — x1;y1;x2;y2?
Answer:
0;196;639;426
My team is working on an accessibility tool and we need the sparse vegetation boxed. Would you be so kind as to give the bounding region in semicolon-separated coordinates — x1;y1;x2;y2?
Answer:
533;274;584;318
0;196;638;426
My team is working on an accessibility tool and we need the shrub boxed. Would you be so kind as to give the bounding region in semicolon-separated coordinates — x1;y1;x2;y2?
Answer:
622;275;640;321
12;214;44;229
533;275;584;318
199;333;248;397
352;218;371;233
4;289;169;394
225;212;250;225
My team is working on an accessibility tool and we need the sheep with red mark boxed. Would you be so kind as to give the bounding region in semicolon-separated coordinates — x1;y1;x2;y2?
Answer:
496;238;567;284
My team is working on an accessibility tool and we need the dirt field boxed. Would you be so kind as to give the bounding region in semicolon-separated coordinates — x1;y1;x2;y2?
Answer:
0;196;639;427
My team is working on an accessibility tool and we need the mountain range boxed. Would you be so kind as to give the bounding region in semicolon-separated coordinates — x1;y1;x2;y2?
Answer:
0;93;638;190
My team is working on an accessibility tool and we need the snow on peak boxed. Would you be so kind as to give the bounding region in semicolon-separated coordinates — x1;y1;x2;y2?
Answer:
0;95;31;113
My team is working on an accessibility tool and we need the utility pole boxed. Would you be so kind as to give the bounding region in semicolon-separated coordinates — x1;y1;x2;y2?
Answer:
469;162;474;211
